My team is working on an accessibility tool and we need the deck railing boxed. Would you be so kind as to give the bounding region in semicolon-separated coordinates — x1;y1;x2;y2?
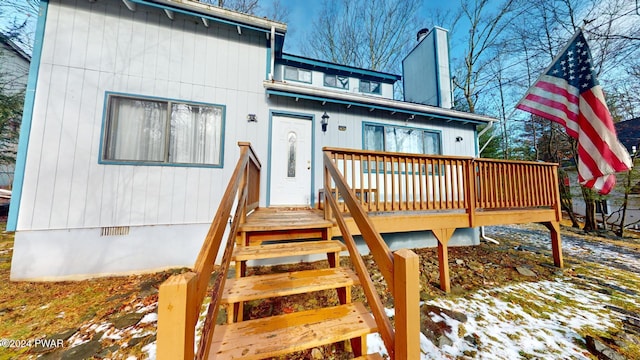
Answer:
322;147;560;218
323;150;421;360
156;142;261;360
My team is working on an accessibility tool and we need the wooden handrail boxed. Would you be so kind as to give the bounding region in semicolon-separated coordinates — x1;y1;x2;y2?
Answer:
157;142;261;360
323;151;394;289
323;150;421;359
325;187;396;357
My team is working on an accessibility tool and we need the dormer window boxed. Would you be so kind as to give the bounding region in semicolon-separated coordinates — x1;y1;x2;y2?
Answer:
324;74;349;90
359;80;381;94
284;66;312;83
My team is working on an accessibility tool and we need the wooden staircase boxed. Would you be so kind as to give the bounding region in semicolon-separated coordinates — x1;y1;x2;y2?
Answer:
208;220;380;358
156;143;421;360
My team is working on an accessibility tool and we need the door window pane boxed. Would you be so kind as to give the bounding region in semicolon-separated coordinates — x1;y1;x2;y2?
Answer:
287;131;297;177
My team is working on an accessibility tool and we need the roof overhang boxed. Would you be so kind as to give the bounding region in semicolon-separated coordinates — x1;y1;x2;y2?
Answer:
280;53;402;83
127;0;287;35
264;81;496;125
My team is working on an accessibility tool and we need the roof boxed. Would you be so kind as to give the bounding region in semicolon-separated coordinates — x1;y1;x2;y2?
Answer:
264;80;495;125
280;53;402;83
615;117;640;153
131;0;287;35
0;34;30;62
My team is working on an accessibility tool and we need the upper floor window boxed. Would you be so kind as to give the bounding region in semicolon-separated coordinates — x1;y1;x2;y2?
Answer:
359;80;381;94
324;74;349;90
102;94;224;166
363;123;441;155
284;66;312;83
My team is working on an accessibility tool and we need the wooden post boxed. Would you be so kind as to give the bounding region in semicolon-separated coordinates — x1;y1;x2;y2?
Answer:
157;272;198;360
394;249;421;360
465;159;477;227
544;222;563;268
432;228;455;293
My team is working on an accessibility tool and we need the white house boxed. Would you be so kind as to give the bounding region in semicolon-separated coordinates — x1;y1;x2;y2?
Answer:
9;0;495;281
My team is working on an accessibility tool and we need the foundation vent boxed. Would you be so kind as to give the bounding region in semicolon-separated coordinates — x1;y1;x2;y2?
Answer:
100;226;130;236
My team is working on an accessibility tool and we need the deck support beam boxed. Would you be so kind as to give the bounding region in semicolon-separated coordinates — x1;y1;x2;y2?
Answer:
543;221;563;268
432;228;455;293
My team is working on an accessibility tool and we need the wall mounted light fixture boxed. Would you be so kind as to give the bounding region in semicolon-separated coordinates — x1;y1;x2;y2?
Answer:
247;114;257;122
321;112;329;132
456;136;463;142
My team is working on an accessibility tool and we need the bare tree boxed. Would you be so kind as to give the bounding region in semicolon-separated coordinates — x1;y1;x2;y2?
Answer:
199;0;260;15
300;0;422;73
451;0;522;114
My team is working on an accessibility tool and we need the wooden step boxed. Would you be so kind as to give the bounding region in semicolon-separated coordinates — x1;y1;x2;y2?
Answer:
233;240;346;262
222;267;359;304
354;354;384;360
208;302;377;360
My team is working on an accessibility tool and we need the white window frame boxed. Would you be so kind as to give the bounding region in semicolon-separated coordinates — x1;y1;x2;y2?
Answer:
101;93;225;168
284;66;312;83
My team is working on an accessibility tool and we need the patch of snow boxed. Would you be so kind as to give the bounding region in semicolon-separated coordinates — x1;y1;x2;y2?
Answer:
369;278;625;359
136;303;157;313
139;313;158;324
143;341;157;360
101;327;123;340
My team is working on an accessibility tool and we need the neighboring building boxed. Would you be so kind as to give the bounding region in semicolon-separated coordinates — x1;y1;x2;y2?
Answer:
615;117;640;156
0;34;31;187
0;34;30;94
9;0;495;280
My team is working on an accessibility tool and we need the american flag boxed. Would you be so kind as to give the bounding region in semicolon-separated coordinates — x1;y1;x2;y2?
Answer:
516;29;632;195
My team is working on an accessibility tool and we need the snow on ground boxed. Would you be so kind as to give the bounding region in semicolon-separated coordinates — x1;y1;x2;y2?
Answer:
487;225;640;273
368;278;623;359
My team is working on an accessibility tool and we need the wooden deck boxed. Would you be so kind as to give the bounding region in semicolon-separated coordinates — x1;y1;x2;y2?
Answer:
156;144;564;360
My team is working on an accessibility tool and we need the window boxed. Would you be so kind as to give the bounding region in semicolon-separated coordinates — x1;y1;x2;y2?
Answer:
287;131;297;177
284;66;312;83
359;80;381;94
324;74;349;89
103;94;224;166
363;123;441;155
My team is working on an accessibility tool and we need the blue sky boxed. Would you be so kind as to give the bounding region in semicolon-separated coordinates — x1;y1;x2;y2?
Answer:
262;0;459;55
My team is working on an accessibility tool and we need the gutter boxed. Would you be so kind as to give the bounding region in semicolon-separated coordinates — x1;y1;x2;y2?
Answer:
136;0;287;34
264;81;496;125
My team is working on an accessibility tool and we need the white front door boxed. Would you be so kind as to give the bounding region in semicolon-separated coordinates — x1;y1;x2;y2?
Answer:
269;115;312;206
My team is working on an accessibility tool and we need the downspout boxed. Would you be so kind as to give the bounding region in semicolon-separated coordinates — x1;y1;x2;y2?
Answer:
269;26;275;81
477;121;499;244
478;120;495;155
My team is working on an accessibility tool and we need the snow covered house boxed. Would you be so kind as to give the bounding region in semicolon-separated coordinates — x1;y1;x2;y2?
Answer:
9;0;557;281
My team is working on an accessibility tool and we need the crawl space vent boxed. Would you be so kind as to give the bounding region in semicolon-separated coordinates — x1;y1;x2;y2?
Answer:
100;226;130;236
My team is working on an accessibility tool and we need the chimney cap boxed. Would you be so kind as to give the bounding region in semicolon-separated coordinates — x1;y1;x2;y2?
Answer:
417;28;429;42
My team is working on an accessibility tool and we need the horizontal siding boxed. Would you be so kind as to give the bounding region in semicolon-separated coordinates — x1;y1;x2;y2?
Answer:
18;0;270;231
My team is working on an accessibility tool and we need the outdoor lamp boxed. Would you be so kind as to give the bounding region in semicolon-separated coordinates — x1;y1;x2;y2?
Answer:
321;112;329;132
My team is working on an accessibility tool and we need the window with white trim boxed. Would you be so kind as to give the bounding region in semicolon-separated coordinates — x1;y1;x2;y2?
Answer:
359;80;381;94
284;66;312;83
363;123;441;155
324;74;349;89
103;94;224;166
